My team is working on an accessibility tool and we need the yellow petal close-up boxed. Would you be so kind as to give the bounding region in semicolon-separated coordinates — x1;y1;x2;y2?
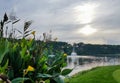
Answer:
27;65;35;72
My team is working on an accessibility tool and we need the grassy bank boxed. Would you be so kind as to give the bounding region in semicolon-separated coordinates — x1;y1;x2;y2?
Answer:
65;65;120;83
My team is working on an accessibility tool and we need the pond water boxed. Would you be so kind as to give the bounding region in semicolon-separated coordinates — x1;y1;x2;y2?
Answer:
66;55;120;76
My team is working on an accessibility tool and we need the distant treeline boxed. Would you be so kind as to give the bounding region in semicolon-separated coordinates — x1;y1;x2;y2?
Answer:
7;39;120;56
44;41;120;56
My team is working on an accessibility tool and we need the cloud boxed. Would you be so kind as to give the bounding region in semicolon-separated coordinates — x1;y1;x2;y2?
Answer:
0;0;120;44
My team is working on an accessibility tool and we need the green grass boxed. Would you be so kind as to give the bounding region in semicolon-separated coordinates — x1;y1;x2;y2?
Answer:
113;69;120;83
65;65;120;83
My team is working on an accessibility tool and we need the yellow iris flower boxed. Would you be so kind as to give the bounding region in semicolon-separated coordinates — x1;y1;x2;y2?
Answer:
23;65;35;76
27;66;35;71
63;53;67;57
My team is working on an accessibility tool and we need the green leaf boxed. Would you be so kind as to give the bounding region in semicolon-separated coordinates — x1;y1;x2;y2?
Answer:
0;60;8;73
37;73;52;78
54;76;64;83
20;46;27;58
11;77;29;83
0;54;8;67
52;57;62;66
45;79;50;83
61;69;73;76
8;69;14;80
0;40;9;64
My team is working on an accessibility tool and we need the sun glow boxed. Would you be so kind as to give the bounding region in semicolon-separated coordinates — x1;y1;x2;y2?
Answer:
74;3;98;24
79;25;97;35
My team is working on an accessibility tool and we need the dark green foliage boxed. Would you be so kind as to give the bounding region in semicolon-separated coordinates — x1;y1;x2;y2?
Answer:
0;39;9;65
11;77;29;83
75;43;120;55
61;69;73;76
44;41;72;55
0;39;71;83
45;42;120;56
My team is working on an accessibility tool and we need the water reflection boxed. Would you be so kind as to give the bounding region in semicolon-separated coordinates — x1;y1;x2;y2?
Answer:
66;55;120;76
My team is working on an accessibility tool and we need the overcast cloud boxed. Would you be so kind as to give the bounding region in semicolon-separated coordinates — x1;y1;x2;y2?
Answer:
0;0;120;44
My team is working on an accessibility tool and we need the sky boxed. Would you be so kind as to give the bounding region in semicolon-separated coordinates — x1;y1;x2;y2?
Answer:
0;0;120;44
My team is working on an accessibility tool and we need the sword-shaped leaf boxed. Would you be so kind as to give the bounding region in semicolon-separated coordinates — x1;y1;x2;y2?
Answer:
24;20;33;31
12;19;20;24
